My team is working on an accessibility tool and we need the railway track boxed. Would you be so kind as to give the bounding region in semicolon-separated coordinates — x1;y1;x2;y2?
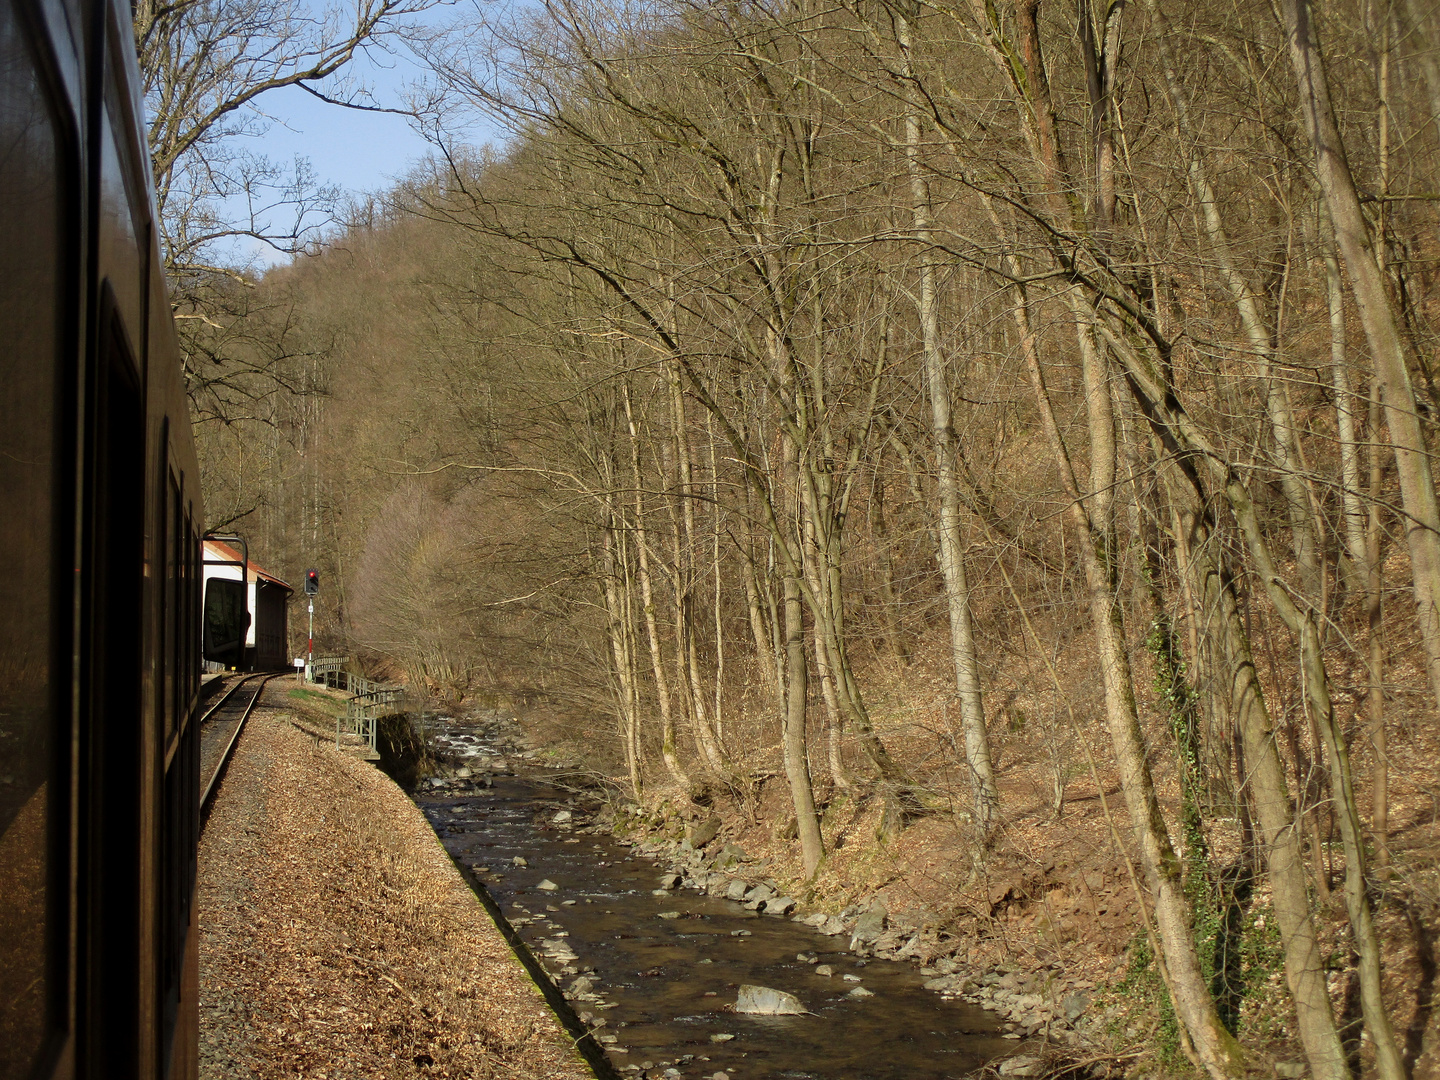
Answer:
200;673;273;825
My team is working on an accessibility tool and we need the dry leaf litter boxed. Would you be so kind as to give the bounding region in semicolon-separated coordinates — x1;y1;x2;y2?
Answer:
197;694;593;1080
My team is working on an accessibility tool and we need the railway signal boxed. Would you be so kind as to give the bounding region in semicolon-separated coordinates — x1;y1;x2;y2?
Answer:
304;568;318;680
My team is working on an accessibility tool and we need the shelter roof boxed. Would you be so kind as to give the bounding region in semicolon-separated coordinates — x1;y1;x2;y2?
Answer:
203;540;293;592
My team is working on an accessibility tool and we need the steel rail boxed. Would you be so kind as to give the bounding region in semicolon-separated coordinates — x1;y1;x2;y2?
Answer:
200;674;273;827
199;672;262;725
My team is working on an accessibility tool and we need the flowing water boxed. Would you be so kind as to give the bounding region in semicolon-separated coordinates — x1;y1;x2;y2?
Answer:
414;721;1020;1080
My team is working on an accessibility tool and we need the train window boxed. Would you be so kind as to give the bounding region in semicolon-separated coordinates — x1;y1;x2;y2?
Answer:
84;308;147;1078
0;2;70;1077
163;471;179;747
185;513;198;712
181;509;193;717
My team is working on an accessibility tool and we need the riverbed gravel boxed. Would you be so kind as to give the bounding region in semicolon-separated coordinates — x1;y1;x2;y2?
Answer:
197;695;592;1080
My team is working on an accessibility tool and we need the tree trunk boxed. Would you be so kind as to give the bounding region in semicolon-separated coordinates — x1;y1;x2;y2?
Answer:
709;425;727;749
782;558;824;876
1225;475;1406;1080
624;383;689;790
800;478;913;822
1008;273;1245;1079
1143;0;1321;599
601;505;643;800
668;362;726;773
781;408;825;876
1104;327;1349;1080
1395;0;1440;144
776;326;912;824
621;526;644;794
1283;0;1440;715
1367;390;1390;868
738;469;783;699
960;8;1243;1047
897;5;997;832
1322;230;1368;588
804;515;852;793
867;463;910;665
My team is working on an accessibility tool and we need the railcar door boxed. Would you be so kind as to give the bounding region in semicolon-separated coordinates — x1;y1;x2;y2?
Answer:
0;1;77;1077
80;298;148;1078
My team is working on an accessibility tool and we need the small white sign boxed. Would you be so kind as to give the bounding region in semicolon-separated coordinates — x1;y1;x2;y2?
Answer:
293;658;306;669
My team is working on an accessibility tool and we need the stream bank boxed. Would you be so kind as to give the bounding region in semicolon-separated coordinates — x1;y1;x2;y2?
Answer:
415;711;1113;1080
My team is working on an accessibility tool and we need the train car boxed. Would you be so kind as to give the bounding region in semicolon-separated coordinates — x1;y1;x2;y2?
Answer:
201;540;293;672
0;0;205;1077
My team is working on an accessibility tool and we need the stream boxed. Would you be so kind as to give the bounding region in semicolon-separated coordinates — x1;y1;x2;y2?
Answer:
413;718;1023;1080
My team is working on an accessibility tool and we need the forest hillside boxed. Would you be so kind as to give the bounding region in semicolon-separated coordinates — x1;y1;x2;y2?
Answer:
176;1;1440;1076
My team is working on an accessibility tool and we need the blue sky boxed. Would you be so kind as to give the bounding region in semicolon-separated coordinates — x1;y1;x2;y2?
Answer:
231;21;505;268
260;82;432;196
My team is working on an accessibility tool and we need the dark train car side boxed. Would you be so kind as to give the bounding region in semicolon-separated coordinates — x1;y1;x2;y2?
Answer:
0;0;205;1078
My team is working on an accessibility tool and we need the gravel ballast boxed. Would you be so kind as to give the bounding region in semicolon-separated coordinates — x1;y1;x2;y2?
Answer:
198;700;593;1080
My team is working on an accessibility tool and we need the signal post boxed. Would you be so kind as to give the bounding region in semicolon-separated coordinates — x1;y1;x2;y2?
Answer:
304;568;319;680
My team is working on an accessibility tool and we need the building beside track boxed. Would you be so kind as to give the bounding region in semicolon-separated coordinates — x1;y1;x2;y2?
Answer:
202;540;293;671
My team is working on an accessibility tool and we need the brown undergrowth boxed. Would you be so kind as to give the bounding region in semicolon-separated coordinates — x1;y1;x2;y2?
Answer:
514;622;1440;1078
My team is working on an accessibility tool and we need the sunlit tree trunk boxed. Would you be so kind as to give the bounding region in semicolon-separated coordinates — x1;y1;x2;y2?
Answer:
967;3;1246;1064
601;500;643;800
1008;274;1241;1077
1366;390;1390;867
867;456;910;666
738;469;782;700
896;4;997;832
1395;0;1440;142
1226;467;1403;1080
708;422;727;749
1103;327;1349;1080
1283;0;1440;721
668;360;726;773
778;367;825;876
803;512;851;794
1143;0;1321;599
1321;230;1368;588
624;383;689;790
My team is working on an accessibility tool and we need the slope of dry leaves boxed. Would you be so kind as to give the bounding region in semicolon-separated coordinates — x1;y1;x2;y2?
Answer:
197;693;592;1080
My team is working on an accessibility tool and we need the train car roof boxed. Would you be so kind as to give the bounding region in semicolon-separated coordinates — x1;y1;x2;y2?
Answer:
202;540;293;592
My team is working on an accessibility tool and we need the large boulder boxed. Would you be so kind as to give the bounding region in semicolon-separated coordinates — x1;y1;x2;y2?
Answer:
852;903;887;942
541;939;578;963
712;843;748;869
998;1056;1043;1077
734;985;808;1015
742;884;776;909
688;815;723;847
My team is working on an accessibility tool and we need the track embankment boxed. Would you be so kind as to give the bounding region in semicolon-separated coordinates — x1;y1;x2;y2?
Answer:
197;690;594;1080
